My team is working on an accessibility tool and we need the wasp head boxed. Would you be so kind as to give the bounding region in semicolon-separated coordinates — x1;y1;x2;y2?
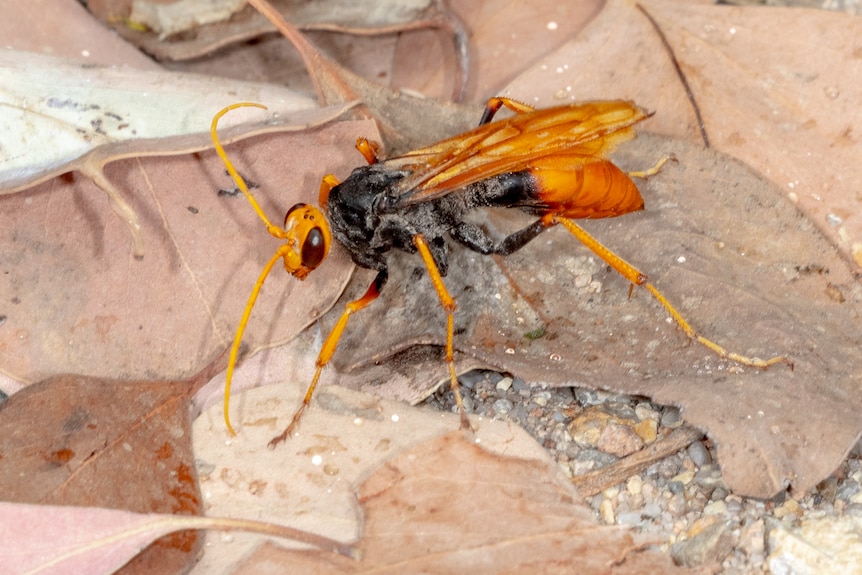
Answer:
282;203;332;280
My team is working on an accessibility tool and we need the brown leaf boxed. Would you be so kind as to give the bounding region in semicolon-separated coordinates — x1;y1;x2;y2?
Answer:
0;119;372;385
0;351;227;574
505;0;862;272
0;0;157;67
0;500;354;574
229;432;700;574
92;0;466;79
391;0;604;100
191;382;559;572
0;48;354;258
326;133;862;499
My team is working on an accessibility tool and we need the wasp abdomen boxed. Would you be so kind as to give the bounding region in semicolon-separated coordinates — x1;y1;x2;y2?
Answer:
526;158;644;219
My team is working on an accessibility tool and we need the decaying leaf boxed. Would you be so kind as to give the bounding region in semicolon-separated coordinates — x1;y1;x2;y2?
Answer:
230;432;702;574
506;0;862;272
324;133;862;499
0;118;378;386
390;0;604;101
0;350;227;573
0;500;353;575
0;0;156;68
192;383;701;574
0;49;356;255
93;0;467;79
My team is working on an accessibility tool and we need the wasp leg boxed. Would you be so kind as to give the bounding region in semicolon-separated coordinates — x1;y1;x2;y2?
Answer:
546;214;792;369
479;97;535;125
628;155;676;179
268;270;389;447
319;174;339;210
413;234;472;431
451;219;549;256
355;137;382;165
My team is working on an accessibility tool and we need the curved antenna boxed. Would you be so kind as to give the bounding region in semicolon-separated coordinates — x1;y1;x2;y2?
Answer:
210;103;286;240
211;103;285;435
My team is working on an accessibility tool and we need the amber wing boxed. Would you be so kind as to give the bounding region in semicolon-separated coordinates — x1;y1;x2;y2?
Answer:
384;100;651;207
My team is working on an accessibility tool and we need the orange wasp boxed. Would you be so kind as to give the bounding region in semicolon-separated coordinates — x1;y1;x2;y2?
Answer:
211;98;790;447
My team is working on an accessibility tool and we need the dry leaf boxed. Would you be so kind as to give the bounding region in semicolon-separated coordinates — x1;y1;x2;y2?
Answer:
325;133;862;498
505;0;862;272
0;351;228;573
93;0;466;75
190;382;551;573
0;50;324;193
0;0;157;67
0;500;353;575
391;0;604;100
194;379;699;573
0;118;375;386
226;431;702;574
0;49;355;257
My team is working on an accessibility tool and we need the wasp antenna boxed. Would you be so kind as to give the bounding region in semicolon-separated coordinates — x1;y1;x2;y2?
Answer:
211;103;285;239
223;245;293;435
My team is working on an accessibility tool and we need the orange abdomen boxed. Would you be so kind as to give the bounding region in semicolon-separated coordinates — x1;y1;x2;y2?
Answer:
528;158;644;219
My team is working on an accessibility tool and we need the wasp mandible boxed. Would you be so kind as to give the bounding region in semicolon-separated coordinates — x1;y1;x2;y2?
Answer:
210;98;791;447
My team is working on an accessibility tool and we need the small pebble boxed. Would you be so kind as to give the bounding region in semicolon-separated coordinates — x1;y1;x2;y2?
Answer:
711;487;729;501
668;493;687;515
668;481;686;495
687;440;712;466
600;499;615;525
492;398;513;415
837;481;861;502
618;511;643;526
419;372;861;574
670;470;695;486
532;391;551;407
634;419;658;444
695;464;729;490
511;378;530;393
773;498;802;520
643;502;662;519
634;402;661;421
597;420;644;457
661;406;683;428
627;475;644;496
576;388;608;406
671;520;734;567
703;500;727;516
657;456;682;479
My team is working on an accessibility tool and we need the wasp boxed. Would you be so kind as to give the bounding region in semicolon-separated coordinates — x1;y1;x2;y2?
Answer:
210;98;790;447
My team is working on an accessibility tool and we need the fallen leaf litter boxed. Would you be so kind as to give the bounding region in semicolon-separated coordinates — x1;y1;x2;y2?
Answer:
423;370;862;573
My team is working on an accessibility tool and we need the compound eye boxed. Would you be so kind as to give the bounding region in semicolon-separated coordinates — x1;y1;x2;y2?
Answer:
302;227;326;269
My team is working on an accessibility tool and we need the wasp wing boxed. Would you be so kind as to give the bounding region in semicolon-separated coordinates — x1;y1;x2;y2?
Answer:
385;101;651;207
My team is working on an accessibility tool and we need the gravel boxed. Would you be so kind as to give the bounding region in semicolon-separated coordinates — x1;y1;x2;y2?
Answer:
422;370;862;573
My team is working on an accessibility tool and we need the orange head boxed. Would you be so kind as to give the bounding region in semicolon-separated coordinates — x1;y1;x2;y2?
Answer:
281;203;332;280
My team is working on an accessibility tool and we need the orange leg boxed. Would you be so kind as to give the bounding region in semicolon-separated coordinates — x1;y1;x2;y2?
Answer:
547;214;792;369
479;97;535;125
412;235;472;430
354;137;381;165
268;271;387;447
628;155;675;179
